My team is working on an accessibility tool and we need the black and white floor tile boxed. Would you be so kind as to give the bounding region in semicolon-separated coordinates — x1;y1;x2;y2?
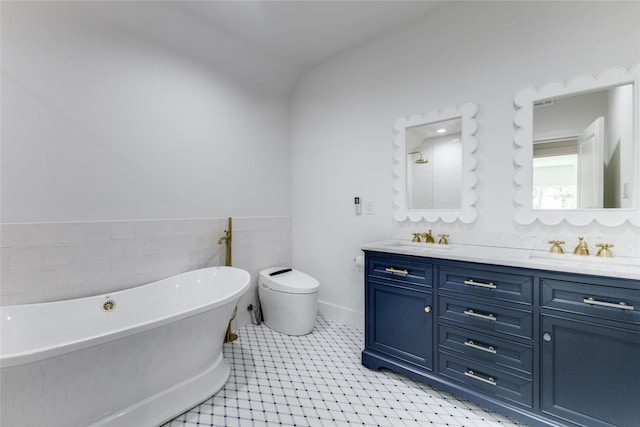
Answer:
164;317;525;426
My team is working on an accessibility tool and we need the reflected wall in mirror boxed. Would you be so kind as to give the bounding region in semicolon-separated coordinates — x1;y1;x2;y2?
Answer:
407;118;462;209
514;64;639;226
393;102;478;223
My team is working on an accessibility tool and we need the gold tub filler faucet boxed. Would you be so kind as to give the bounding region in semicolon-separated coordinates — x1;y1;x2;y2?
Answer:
225;306;239;343
218;217;238;343
217;217;232;267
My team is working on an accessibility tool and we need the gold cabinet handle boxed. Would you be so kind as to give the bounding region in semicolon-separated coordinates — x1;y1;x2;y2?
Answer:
464;309;497;321
385;267;409;275
464;279;497;289
464;340;497;354
424;306;432;313
464;370;496;386
583;297;634;311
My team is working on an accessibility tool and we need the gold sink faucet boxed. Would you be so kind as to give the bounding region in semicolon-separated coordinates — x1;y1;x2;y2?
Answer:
412;233;421;243
573;237;589;256
438;234;449;245
548;240;565;254
596;243;614;257
422;230;435;244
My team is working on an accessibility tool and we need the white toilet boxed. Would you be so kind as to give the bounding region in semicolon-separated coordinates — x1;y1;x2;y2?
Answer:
258;267;319;336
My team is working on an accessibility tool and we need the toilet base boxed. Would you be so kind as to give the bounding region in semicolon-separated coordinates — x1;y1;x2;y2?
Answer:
258;289;318;336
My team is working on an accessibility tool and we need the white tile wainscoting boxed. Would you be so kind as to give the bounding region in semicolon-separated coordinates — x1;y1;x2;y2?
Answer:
1;217;292;311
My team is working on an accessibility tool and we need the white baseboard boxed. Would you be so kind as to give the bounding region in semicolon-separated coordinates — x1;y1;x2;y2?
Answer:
317;300;363;331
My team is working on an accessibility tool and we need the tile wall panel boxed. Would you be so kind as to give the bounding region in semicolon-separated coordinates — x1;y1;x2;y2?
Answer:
1;217;292;329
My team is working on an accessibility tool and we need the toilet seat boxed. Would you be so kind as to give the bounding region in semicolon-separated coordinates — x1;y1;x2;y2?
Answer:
260;267;319;294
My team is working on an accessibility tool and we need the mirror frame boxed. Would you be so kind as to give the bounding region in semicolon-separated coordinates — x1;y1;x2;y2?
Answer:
513;64;640;226
393;102;479;223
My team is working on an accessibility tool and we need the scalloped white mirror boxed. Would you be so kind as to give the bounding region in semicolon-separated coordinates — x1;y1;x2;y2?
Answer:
393;102;478;223
514;65;639;226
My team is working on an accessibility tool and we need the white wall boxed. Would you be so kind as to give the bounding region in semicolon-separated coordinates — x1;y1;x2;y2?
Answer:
408;136;462;210
1;2;292;222
290;1;640;329
1;2;294;323
607;84;635;208
533;91;608;139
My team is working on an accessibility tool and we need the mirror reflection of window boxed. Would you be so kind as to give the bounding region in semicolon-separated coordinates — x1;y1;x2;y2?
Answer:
533;140;578;209
532;83;634;210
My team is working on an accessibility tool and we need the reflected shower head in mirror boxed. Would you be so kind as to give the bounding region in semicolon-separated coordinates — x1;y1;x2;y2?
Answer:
408;151;428;164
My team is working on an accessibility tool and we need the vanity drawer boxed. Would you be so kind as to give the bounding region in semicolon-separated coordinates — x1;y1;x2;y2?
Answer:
438;266;533;305
438;352;533;408
367;253;433;287
541;278;640;325
438;324;533;376
438;295;533;340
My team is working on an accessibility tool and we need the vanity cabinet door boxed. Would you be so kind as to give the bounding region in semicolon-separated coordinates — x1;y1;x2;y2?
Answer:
366;281;433;371
540;314;640;427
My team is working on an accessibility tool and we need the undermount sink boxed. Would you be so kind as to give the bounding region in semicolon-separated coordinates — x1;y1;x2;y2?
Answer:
528;251;640;268
384;241;454;251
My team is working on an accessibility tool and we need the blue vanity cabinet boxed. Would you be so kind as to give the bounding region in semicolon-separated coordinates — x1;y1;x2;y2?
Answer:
540;277;640;427
362;252;435;375
362;249;640;427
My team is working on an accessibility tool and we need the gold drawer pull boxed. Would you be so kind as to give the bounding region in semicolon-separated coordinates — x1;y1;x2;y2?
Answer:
464;309;497;321
385;267;409;275
583;297;634;311
464;279;496;289
464;340;497;354
464;369;496;386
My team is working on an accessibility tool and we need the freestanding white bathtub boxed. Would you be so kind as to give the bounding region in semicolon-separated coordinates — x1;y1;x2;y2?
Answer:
0;266;250;427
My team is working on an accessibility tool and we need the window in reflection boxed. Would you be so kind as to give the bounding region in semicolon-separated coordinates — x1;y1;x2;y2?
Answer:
533;153;577;209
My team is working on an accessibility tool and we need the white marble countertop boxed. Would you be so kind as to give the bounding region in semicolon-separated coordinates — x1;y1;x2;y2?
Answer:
361;240;640;281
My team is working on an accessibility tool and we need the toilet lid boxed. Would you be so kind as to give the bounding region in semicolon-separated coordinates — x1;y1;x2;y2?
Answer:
259;267;319;294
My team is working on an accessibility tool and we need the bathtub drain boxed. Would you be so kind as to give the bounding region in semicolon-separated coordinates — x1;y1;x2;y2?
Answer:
102;298;116;312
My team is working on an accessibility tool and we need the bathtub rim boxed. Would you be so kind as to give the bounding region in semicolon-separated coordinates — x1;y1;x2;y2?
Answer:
0;266;250;368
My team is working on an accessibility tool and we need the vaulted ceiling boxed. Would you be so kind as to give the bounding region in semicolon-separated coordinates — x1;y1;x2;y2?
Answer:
184;1;444;68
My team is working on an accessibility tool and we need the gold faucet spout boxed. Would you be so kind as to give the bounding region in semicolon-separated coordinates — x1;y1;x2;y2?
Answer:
573;237;589;256
421;230;435;244
217;230;230;245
